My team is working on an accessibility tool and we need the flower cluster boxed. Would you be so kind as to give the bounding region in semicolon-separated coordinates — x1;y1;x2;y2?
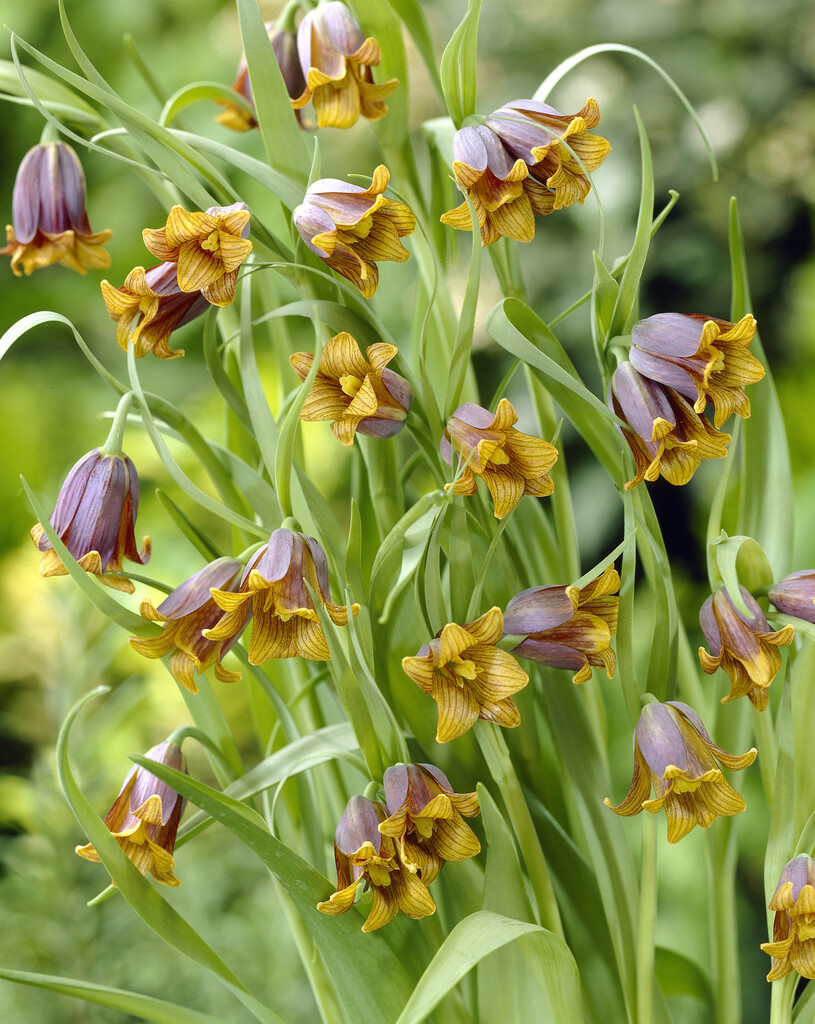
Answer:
318;763;480;931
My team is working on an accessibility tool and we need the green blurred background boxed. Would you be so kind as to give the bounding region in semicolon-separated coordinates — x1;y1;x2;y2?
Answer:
0;0;812;1020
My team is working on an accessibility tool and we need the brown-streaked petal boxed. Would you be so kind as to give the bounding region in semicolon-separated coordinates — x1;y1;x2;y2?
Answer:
432;676;481;743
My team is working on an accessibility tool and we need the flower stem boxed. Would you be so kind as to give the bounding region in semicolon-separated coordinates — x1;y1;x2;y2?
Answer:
476;723;564;937
165;725;236;779
768;975;795;1024
100;391;134;457
636;811;658;1024
709;820;741;1024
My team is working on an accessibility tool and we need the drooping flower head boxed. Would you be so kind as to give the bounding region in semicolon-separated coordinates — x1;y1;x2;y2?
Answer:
402;607;529;743
100;263;210;359
769;571;815;623
293;166;414;297
142;202;252;306
440;98;609;246
629;313;764;428
289;331;412;445
129;557;246;692
76;741;186;886
31;448;150;594
317;795;436;932
604;700;756;843
441;399;558;519
216;25;307;131
608;361;730;490
698;585;794;711
379;763;481;867
291;2;398;129
2;142;112;276
503;564;620;684
204;528;358;664
762;856;815;981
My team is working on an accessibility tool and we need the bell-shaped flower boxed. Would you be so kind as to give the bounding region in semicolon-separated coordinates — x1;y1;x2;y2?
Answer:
289;331;412;445
204;528;358;664
100;263;210;359
31;448;150;594
291;2;398;129
503;564;620;684
142;202;252;306
608;361;730;489
129;557;245;692
76;741;186;886
769;571;815;623
216;25;306;131
317;795;436;932
2;142;112;276
379;763;481;866
293;165;414;297
441;398;558;519
762;856;815;981
698;585;794;711
604;700;756;843
402;607;529;743
629;313;764;428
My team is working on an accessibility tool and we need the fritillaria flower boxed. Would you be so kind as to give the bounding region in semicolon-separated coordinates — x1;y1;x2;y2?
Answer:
604;700;756;843
216;25;306;131
608;361;730;490
441;399;558;519
289;331;412;445
769;571;815;623
402;607;529;743
291;2;398;129
100;262;210;359
503;564;620;684
129;557;245;693
142;203;252;306
31;448;150;594
293;166;414;298
317;795;436;932
204;528;358;664
762;856;815;981
76;741;186;886
698;586;794;711
379;763;481;866
629;313;764;428
2;142;112;276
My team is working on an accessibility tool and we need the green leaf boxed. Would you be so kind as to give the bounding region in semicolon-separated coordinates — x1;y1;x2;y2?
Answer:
159;82;250;127
386;0;443;100
439;0;481;128
654;948;714;1009
154;490;223;562
711;533;775;615
133;752;415;1024
592;250;620;342
394;911;582;1024
0;968;232;1024
0;58;101;126
445;189;481;417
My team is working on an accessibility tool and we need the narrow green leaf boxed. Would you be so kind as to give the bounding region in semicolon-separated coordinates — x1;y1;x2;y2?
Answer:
439;0;481;127
712;533;775;616
160;82;250;127
654;948;714;1009
155;490;223;562
386;0;443;100
592;250;620;342
445;189;481;417
0;58;101;126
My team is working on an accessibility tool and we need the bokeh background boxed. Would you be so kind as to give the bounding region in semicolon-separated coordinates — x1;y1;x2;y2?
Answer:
0;0;813;1020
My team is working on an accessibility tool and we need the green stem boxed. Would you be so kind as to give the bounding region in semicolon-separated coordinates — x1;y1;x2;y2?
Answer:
709;821;741;1024
100;391;134;457
165;725;236;779
476;723;564;938
636;811;658;1024
753;702;778;808
768;974;795;1024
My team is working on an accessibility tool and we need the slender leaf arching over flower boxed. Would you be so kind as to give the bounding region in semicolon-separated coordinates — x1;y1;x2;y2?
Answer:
769;571;815;623
629;313;764;428
204;528;358;664
291;2;398;129
402;607;529;743
379;763;481;867
129;557;245;693
142;202;252;306
762;856;815;981
76;741;187;886
2;142;112;276
100;262;209;359
289;332;412;446
317;795;436;932
503;564;620;684
31;448;150;594
604;700;756;844
216;25;306;131
441;398;558;519
293;166;415;298
698;585;794;711
608;361;730;489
